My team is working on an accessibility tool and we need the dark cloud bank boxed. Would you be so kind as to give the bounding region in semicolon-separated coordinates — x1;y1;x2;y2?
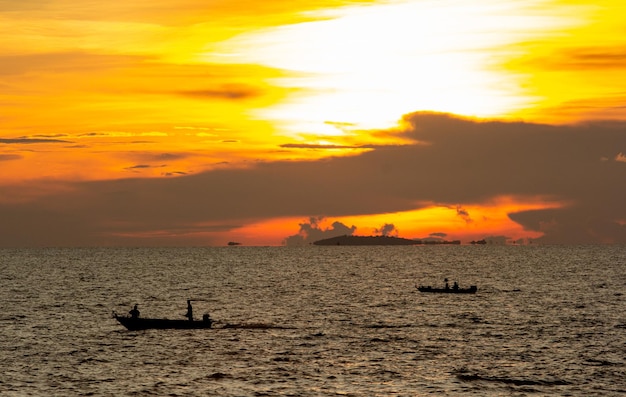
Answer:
1;112;624;246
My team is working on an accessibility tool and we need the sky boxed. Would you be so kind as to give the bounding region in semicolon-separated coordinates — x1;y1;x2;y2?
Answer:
1;0;625;246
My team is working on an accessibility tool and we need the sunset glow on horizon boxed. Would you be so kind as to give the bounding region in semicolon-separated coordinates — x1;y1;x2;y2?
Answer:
1;0;625;246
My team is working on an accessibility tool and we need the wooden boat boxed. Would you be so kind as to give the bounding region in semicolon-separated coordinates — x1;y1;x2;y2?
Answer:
114;313;213;330
416;285;477;294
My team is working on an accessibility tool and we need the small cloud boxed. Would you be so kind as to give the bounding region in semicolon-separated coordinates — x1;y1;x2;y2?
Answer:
429;232;447;238
123;152;191;164
456;205;473;224
280;143;372;150
124;164;166;171
32;133;69;139
550;47;626;70
174;126;213;131
151;153;187;161
374;223;398;236
126;164;152;170
0;154;22;161
162;171;189;177
616;152;626;163
325;121;357;127
78;131;166;138
324;121;358;133
177;84;260;100
0;137;71;144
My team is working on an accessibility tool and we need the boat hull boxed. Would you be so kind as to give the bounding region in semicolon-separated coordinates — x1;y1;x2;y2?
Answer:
417;285;477;294
115;315;213;330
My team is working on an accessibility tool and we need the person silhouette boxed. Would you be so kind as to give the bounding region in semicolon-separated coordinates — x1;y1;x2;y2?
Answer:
185;300;193;321
129;304;140;319
444;278;449;290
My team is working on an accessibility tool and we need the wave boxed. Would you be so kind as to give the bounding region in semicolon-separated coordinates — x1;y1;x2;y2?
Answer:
584;358;621;367
364;323;413;329
456;372;570;386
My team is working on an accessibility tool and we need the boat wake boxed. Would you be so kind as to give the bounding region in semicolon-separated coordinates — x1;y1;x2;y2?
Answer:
219;322;294;330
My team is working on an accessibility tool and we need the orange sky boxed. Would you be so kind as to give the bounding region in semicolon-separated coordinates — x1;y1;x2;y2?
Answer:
1;0;625;246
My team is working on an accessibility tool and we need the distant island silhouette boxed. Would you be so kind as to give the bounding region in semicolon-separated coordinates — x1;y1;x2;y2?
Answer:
313;235;461;246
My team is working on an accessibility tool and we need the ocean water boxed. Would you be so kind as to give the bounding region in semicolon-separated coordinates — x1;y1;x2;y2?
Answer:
0;245;624;396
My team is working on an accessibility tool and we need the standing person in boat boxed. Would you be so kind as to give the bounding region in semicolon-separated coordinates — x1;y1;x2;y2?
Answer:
444;278;449;290
185;299;193;321
129;304;140;319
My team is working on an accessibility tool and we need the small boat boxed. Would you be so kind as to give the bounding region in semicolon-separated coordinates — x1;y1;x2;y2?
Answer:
114;313;213;330
416;285;477;294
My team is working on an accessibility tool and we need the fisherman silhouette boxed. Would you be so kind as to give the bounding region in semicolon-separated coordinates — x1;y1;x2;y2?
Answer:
129;304;140;319
185;300;193;321
444;278;449;290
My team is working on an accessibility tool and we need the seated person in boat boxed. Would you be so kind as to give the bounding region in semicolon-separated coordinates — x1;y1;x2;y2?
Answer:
129;304;140;319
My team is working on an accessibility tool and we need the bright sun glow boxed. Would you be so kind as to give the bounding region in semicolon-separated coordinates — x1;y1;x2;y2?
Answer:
204;0;582;138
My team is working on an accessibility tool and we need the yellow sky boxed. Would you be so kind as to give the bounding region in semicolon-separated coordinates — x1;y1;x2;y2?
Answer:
1;0;621;173
1;0;625;245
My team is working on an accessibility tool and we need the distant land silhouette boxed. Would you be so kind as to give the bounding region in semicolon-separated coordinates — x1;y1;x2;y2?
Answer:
313;235;461;246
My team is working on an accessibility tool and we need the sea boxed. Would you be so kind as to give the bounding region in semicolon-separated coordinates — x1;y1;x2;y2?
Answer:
0;245;624;396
